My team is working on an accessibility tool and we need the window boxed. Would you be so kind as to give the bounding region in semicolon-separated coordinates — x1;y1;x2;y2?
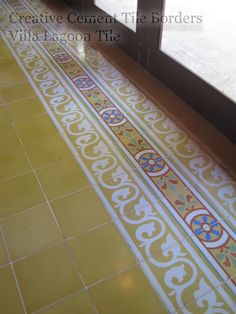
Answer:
162;0;236;102
94;0;138;31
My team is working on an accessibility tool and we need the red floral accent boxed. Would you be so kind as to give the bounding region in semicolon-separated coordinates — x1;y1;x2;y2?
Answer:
223;256;231;267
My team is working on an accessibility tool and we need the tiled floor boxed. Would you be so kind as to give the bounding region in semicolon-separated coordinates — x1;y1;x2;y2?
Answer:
0;0;235;313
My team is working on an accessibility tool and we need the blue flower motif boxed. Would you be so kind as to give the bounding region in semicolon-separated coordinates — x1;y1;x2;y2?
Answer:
193;215;221;241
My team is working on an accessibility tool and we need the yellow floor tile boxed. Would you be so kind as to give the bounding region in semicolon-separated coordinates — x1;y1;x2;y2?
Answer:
0;105;11;126
7;96;46;121
0;68;26;86
89;266;168;314
0;81;35;103
14;114;58;143
0;37;6;47
37;291;96;314
51;188;110;238
0;266;25;314
0;57;18;72
0;172;45;219
0;46;13;60
68;223;136;285
37;159;90;200
0;124;19;151
0;146;31;182
1;204;62;260
14;244;84;313
24;133;72;169
0;233;8;266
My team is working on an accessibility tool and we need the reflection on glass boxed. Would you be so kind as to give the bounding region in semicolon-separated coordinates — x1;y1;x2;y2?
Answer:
161;0;236;102
76;41;85;58
94;0;138;32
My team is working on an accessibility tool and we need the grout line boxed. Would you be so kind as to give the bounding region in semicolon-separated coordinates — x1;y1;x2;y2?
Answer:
0;201;48;222
0;170;33;185
0;225;28;314
34;156;74;171
0;262;10;270
21;133;64;147
0;155;76;187
0;163;150;222
1;94;39;106
32;262;139;314
0;222;103;265
87;292;100;314
11;119;87;288
87;262;139;290
0;143;22;154
0;78;29;89
41;160;147;204
0;132;59;155
11;236;74;263
10;112;47;123
0;78;29;88
31;289;88;314
0;237;74;268
63;242;87;287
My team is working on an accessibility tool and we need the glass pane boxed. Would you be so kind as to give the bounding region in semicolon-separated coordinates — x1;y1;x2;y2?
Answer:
94;0;138;32
161;0;236;102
